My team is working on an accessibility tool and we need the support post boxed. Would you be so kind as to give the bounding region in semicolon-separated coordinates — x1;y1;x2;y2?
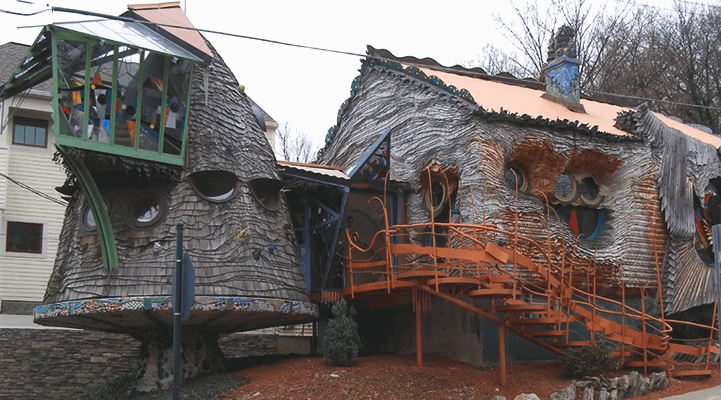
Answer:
173;221;184;400
499;324;507;388
415;289;423;367
711;224;721;378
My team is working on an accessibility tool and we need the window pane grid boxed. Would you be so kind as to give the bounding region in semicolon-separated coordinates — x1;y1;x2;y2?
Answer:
12;117;47;147
6;222;43;253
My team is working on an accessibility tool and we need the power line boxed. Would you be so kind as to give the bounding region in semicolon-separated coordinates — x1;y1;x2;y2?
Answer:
584;89;721;111
8;5;721;117
0;7;48;16
0;172;68;207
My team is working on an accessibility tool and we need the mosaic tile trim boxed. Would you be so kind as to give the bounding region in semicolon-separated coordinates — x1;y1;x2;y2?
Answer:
34;296;318;320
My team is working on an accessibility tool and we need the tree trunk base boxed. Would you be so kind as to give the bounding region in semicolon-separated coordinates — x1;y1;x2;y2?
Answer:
129;330;226;393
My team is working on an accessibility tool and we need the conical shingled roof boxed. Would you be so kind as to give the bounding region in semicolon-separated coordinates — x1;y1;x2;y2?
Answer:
37;23;312;333
185;40;279;181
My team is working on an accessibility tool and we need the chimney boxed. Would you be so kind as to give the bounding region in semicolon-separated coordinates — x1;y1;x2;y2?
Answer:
541;25;586;113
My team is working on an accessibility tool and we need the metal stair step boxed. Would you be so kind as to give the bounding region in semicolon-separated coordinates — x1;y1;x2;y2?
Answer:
554;340;595;348
495;303;548;312
427;277;482;286
669;369;713;378
511;316;572;325
528;330;567;338
624;359;667;368
468;288;520;298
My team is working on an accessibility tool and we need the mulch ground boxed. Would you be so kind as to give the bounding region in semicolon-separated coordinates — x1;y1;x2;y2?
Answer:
215;354;720;400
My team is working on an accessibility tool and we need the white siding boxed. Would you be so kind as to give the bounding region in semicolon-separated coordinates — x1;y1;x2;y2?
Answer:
0;93;67;302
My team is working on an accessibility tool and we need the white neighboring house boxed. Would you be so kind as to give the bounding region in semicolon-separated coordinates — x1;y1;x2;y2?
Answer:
0;42;67;315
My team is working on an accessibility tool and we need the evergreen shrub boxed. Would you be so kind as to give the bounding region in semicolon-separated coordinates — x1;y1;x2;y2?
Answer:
321;298;361;366
561;343;619;378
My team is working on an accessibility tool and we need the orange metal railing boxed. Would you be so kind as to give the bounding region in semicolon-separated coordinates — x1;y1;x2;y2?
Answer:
342;215;719;377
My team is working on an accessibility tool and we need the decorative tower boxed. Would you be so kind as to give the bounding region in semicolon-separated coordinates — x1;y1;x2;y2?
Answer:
0;2;316;393
541;25;586;113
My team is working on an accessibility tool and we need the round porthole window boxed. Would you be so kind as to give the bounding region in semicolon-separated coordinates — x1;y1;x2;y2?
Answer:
579;177;601;206
190;170;238;202
249;179;283;211
505;166;528;192
555;173;578;203
124;189;167;230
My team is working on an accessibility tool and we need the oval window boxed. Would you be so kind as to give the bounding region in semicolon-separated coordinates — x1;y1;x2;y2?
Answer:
424;181;447;217
249;179;283;211
555;173;577;203
190;170;238;202
81;196;110;234
124;189;167;230
505;166;528;192
579;177;601;206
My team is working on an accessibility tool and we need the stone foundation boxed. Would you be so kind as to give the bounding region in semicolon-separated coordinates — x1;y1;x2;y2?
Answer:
0;328;139;400
0;327;309;399
129;330;227;393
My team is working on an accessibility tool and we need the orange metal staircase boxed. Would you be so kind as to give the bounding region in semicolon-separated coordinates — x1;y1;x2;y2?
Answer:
342;220;719;379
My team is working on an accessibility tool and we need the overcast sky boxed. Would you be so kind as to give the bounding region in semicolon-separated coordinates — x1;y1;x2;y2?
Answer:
0;0;690;155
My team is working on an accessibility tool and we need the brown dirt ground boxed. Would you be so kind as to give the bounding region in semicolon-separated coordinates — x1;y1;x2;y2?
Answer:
216;354;720;400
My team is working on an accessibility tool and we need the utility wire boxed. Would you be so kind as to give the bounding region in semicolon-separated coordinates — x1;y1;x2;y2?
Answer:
0;172;68;207
583;89;721;111
9;6;721;115
0;7;48;16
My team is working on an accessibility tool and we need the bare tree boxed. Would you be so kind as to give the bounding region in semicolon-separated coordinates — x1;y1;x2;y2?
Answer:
275;121;316;163
461;43;529;78
490;0;559;79
473;0;721;133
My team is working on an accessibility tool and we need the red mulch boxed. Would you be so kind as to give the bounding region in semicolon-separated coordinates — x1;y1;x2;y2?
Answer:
216;354;720;400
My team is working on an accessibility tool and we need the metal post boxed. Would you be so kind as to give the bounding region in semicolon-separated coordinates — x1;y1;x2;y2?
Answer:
499;324;507;388
173;221;184;400
415;288;423;367
711;224;721;379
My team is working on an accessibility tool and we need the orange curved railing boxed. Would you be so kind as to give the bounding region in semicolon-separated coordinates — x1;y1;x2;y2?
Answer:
342;217;719;377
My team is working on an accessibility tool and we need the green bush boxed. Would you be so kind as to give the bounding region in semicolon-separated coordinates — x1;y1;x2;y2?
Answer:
561;343;620;378
321;298;361;366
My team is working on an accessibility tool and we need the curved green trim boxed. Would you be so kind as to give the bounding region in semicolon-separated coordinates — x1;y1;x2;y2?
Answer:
57;146;118;270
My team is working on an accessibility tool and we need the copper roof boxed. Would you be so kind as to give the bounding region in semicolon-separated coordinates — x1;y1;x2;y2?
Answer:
127;1;212;63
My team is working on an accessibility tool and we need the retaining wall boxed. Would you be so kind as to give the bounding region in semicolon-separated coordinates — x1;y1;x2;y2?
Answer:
0;328;310;400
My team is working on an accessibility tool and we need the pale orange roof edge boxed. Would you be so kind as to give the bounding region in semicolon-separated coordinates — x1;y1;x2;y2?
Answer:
127;2;213;60
127;2;181;10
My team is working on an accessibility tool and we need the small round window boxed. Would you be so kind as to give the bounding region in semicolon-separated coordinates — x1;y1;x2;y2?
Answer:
555;173;577;203
190;170;238;202
505;166;528;192
579;177;601;206
124;189;167;230
249;179;283;211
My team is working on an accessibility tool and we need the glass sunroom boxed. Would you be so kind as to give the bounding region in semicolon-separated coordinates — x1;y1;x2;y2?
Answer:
1;18;205;166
